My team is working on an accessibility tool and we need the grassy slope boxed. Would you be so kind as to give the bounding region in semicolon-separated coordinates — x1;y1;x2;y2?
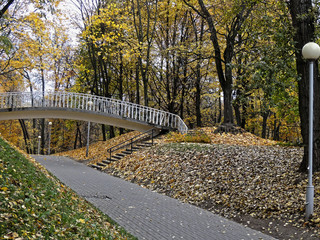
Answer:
0;137;136;240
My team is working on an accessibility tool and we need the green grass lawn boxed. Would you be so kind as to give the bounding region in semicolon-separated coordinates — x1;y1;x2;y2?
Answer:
0;137;137;239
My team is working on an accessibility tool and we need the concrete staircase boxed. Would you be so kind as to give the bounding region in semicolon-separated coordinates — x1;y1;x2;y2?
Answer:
90;129;161;170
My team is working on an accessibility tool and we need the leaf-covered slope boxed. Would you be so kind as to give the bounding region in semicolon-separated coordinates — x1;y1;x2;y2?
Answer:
106;143;305;218
0;137;136;239
201;127;277;146
104;143;320;238
55;131;141;164
58;127;278;164
56;127;320;238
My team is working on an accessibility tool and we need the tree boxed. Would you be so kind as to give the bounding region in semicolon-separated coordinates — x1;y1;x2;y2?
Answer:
183;0;257;126
75;1;134;138
151;0;192;114
0;0;15;19
232;1;297;139
131;0;158;106
0;1;75;154
288;0;320;172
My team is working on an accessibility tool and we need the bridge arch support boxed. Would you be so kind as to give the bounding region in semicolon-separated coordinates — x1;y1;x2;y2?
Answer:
0;92;188;133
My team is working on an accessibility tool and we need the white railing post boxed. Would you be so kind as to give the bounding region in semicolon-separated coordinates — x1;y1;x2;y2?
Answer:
70;94;73;108
0;91;188;133
62;93;64;108
76;94;79;109
81;95;84;109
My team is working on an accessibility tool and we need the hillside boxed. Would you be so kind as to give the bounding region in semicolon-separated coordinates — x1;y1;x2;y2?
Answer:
55;131;142;164
57;128;320;239
0;137;136;239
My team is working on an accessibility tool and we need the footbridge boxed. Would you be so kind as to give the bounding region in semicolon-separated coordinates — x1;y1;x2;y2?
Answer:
0;91;188;133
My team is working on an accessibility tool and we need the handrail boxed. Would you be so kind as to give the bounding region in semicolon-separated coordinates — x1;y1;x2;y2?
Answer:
0;91;188;133
107;129;156;159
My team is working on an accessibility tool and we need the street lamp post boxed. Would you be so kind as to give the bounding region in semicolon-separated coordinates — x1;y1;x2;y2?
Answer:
302;42;320;220
48;121;52;155
37;135;41;155
86;101;93;157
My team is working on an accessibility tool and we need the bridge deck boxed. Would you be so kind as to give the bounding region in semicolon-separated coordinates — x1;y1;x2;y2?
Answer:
0;92;188;133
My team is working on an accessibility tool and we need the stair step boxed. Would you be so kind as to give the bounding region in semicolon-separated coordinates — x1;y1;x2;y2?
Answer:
131;146;141;150
136;143;152;147
115;153;126;157
105;129;161;161
90;164;102;170
96;162;106;167
102;160;111;164
126;148;136;152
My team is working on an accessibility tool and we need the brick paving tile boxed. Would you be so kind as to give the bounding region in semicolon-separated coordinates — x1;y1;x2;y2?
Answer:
33;155;276;240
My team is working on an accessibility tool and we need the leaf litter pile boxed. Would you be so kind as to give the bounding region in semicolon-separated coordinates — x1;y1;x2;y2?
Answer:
60;128;320;239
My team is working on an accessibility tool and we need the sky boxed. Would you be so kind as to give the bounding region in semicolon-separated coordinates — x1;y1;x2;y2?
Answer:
58;0;82;45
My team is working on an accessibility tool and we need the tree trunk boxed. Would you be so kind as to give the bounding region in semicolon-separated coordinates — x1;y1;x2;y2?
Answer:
40;57;45;155
288;0;320;172
241;102;247;129
218;96;222;123
74;122;83;149
19;119;31;154
195;62;202;127
186;103;194;129
88;42;99;94
0;0;14;19
273;120;281;141
234;102;241;127
261;111;270;139
74;128;79;149
222;85;234;124
101;124;106;141
119;53;124;135
135;62;140;104
40;119;45;155
196;0;252;125
32;119;36;153
109;126;115;139
132;0;158;107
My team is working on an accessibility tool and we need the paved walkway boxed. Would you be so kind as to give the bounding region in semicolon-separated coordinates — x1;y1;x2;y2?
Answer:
32;155;275;240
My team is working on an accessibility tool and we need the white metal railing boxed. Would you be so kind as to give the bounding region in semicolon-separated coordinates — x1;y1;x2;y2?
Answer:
0;91;188;133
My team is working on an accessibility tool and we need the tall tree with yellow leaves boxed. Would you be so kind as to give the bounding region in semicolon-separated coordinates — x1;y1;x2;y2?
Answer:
131;0;159;107
183;0;257;127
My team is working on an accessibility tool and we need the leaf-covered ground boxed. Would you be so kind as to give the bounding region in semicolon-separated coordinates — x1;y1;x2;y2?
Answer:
0;137;136;239
55;131;141;164
59;128;320;239
201;127;278;146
